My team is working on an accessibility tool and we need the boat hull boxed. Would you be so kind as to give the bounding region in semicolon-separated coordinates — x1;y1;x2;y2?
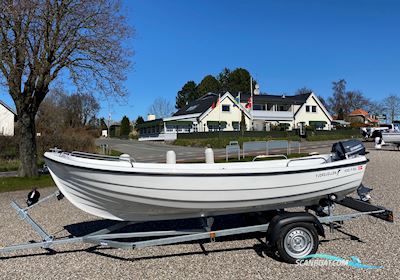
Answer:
382;132;400;144
45;153;367;221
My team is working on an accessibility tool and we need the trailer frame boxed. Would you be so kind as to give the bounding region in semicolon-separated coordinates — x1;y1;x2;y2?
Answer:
0;190;393;260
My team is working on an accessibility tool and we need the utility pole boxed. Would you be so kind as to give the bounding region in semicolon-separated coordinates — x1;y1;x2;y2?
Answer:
107;112;111;138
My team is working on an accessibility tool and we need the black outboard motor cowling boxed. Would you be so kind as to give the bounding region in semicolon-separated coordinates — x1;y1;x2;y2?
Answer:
331;139;366;161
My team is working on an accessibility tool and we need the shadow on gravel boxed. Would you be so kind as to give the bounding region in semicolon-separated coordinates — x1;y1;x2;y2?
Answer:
0;214;363;262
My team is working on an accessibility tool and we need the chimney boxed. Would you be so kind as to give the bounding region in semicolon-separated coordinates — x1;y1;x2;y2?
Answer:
147;114;156;121
253;84;260;95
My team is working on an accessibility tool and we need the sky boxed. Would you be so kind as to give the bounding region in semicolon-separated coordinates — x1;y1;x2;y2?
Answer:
1;0;400;121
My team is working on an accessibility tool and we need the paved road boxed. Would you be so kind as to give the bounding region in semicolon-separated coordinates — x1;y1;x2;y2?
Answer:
0;171;17;178
0;139;374;178
95;138;365;163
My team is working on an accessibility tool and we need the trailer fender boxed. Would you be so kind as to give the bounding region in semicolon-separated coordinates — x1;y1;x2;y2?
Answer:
266;212;325;245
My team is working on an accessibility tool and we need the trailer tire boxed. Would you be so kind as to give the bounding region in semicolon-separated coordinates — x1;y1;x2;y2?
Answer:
275;222;318;264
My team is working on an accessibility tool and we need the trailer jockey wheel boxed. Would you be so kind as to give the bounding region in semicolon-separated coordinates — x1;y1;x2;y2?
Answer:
26;189;40;206
275;222;319;264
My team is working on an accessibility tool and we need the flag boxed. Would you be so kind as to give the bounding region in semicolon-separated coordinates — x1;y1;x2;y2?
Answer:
245;96;252;109
234;93;240;107
211;95;220;109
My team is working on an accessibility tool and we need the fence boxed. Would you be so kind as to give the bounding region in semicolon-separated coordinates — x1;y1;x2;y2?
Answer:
241;140;301;158
225;141;240;161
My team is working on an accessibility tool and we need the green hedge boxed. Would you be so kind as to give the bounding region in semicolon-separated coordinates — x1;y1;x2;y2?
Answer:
173;128;361;148
177;130;298;140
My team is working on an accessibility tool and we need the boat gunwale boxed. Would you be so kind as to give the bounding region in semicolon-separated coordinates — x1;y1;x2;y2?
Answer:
44;153;369;177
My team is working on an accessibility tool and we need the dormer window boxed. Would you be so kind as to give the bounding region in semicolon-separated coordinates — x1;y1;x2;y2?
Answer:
187;105;198;111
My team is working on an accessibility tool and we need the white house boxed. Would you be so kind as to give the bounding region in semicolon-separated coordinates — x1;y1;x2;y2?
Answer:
247;92;332;131
138;91;332;140
0;100;17;136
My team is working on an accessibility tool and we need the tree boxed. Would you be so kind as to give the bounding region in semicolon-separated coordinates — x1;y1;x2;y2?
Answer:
240;111;247;136
366;100;385;117
328;80;369;118
148;97;174;118
197;75;221;96
0;0;132;176
328;79;347;117
60;93;84;128
100;118;108;130
217;68;231;93
120;116;131;136
134;116;144;131
295;87;313;95
81;94;100;126
57;91;100;128
226;68;255;95
175;67;256;109
382;94;400;123
36;91;65;135
317;95;329;111
175;81;197;109
345;90;370;113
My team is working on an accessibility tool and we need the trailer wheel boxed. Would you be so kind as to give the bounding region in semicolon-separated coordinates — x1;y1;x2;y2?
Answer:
275;222;318;264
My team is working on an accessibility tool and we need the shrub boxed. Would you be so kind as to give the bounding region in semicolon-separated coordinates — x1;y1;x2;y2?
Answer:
0;136;19;159
350;122;367;128
37;128;96;155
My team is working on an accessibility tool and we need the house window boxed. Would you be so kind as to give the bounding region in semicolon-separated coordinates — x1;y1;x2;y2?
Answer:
222;105;230;112
312;106;317;113
232;122;240;131
253;104;266;110
277;105;290;111
267;104;274;111
306;105;310;112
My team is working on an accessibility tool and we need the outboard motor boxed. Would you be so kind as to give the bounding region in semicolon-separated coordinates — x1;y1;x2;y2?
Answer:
331;140;366;161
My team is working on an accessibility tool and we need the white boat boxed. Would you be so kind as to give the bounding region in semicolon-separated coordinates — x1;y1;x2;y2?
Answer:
382;132;400;146
44;140;368;222
369;125;400;149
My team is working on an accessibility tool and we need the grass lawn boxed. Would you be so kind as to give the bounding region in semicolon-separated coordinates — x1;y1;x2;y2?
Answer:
0;159;20;172
0;158;46;172
96;146;123;157
0;175;55;193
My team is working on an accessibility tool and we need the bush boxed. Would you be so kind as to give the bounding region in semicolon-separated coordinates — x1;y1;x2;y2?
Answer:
37;128;96;155
0;136;19;159
1;128;96;162
350;122;367;128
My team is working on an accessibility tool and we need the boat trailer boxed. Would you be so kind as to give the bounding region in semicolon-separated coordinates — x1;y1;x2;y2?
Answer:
0;190;393;263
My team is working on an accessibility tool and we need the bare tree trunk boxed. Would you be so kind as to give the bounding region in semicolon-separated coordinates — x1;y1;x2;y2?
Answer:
17;111;38;177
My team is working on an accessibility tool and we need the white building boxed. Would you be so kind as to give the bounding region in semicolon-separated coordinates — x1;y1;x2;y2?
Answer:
0;100;17;136
138;91;332;140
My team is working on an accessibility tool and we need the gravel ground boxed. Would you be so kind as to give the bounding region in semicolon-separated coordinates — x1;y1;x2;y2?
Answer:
0;149;399;280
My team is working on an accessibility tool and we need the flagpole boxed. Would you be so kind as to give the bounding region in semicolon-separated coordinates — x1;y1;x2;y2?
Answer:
250;76;253;131
218;94;221;133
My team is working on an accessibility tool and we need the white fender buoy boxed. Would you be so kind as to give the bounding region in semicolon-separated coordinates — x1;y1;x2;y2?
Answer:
166;150;176;164
205;148;214;163
374;137;382;149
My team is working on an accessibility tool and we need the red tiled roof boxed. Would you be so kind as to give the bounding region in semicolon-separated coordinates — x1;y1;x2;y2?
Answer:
349;109;369;116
